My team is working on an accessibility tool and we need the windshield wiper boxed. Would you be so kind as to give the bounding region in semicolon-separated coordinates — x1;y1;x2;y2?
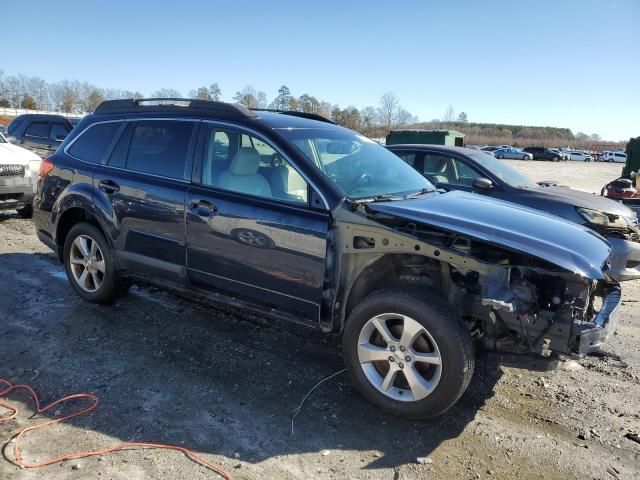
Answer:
405;187;435;198
371;194;405;202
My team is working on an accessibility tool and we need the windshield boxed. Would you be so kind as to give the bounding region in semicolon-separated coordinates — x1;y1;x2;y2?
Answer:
467;151;538;188
278;127;433;199
0;133;6;143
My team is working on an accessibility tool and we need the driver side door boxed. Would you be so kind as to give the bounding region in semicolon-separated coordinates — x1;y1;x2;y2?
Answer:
185;123;331;324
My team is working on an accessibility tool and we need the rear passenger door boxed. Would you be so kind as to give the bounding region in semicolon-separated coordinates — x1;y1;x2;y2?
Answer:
185;122;330;324
94;119;199;284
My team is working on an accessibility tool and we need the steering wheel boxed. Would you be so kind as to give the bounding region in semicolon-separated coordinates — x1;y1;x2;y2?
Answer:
349;172;374;190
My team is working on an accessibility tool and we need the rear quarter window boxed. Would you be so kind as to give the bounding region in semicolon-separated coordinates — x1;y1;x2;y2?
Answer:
67;122;122;163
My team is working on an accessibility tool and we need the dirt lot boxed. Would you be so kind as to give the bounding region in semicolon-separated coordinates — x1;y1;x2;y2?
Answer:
505;159;625;194
0;162;638;480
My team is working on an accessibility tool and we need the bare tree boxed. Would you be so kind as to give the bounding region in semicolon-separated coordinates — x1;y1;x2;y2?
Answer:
209;83;221;101
233;85;267;108
442;105;455;123
151;88;183;98
379;91;399;131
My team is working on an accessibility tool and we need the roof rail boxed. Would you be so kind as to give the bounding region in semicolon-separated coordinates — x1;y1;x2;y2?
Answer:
94;98;257;118
251;108;335;125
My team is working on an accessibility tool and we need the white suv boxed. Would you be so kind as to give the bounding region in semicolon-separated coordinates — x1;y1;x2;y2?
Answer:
601;151;627;163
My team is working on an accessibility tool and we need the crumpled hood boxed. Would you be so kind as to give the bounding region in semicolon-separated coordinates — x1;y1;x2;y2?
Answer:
0;142;41;165
531;186;635;218
367;190;611;280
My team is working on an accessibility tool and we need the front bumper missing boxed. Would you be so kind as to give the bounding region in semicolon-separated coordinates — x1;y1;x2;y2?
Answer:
607;236;640;281
577;284;622;356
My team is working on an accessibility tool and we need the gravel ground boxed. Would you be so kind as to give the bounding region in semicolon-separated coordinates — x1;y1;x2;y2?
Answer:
504;159;625;194
0;163;638;480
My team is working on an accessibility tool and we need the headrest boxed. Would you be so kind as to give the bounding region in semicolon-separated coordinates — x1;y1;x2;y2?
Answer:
229;147;261;175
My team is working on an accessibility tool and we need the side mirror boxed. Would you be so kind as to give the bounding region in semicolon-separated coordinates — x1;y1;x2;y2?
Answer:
473;177;494;189
6;135;17;144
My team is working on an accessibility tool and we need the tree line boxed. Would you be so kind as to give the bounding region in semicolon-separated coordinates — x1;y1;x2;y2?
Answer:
0;70;612;147
0;71;417;137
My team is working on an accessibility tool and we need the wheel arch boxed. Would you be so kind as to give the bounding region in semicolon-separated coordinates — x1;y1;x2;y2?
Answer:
342;253;445;330
55;207;113;262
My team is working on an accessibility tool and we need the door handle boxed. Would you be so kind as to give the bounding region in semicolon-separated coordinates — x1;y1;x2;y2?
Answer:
190;199;218;214
99;179;120;194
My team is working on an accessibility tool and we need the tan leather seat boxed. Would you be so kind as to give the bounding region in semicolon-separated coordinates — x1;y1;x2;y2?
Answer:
217;147;272;197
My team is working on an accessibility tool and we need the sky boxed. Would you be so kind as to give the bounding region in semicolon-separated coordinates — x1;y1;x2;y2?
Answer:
2;0;639;141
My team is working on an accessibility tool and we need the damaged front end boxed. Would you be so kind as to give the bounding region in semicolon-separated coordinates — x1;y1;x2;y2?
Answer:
479;263;621;357
340;192;622;358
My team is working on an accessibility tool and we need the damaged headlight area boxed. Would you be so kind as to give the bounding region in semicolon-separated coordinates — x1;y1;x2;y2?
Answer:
577;207;631;229
475;264;621;357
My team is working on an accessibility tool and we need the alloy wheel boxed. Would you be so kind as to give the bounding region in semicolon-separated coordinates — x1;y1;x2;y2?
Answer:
237;230;269;247
69;235;106;293
357;313;442;402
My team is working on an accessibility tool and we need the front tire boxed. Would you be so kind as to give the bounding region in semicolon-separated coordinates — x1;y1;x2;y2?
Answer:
63;223;118;304
343;290;474;419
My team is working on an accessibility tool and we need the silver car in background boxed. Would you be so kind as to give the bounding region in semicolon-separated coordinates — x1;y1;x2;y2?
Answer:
493;147;532;160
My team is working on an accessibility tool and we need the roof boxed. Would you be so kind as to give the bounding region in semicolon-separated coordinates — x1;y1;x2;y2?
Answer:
388;129;465;137
9;113;73;122
385;144;478;155
254;111;340;129
93;99;338;130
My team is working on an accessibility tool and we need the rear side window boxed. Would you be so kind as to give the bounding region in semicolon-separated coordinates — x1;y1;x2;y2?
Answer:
26;122;50;138
126;121;196;179
68;122;122;164
50;123;71;141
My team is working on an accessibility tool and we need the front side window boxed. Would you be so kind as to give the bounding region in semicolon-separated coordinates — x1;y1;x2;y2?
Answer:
279;128;431;199
68;122;122;164
125;121;196;179
202;125;308;204
25;122;50;138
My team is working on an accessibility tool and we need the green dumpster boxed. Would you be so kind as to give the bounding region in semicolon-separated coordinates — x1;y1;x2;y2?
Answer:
386;129;465;147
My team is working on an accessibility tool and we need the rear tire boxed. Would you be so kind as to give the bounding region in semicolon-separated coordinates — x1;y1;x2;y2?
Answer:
63;223;119;304
343;290;474;419
552;156;559;162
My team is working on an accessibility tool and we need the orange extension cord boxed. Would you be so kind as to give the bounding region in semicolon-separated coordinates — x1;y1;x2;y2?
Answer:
0;379;232;479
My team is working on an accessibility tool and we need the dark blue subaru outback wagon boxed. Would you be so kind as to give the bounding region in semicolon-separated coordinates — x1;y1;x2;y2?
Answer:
34;99;621;419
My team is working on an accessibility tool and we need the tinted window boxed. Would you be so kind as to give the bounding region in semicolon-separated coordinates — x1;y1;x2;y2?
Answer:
26;122;50;138
202;125;308;204
126;121;196;179
393;151;417;167
50;123;70;141
68;122;122;164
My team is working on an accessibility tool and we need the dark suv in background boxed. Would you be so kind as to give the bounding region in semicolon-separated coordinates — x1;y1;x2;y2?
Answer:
34;99;621;419
523;146;564;161
6;114;75;157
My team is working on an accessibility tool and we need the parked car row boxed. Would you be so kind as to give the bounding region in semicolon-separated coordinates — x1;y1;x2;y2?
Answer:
29;98;629;420
472;144;604;162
